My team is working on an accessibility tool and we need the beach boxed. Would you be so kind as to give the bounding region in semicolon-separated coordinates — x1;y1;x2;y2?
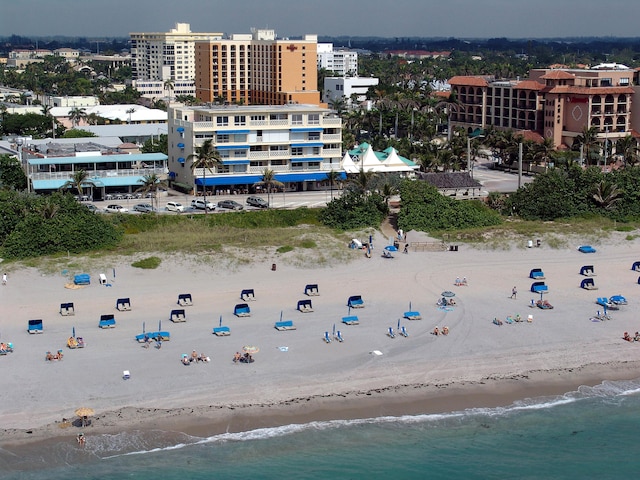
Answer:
2;230;640;461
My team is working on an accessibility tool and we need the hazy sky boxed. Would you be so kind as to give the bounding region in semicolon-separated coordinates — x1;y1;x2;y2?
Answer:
2;0;637;39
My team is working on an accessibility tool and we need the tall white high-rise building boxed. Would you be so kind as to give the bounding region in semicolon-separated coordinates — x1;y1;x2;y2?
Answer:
317;43;358;77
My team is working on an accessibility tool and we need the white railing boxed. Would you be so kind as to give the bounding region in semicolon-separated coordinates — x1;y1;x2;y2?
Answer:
323;134;342;141
31;168;166;181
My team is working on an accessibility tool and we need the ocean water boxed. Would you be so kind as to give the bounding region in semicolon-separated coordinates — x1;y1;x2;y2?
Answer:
3;378;640;479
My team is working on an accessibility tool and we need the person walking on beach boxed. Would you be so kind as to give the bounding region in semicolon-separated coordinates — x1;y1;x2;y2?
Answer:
2;273;6;285
511;286;517;299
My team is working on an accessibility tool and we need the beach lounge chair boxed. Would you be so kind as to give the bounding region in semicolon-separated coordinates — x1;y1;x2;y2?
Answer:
493;318;503;326
177;293;193;306
170;308;187;322
580;265;596;276
323;331;332;343
240;289;256;301
297;299;314;313
342;315;360;325
580;278;598;290
387;327;396;338
28;319;43;334
275;320;296;331
609;295;627;306
335;330;344;342
73;274;90;285
632;261;640;272
99;273;108;285
213;326;231;336
504;316;514;324
304;284;319;296
59;302;75;316
403;310;422;320
122;370;131;380
530;281;548;294
536;300;554;309
596;297;618;310
116;298;131;311
99;314;116;328
234;303;251;317
529;268;545;280
347;295;364;309
399;326;409;337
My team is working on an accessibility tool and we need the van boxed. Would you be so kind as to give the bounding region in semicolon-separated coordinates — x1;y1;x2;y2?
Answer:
246;196;269;208
166;201;185;213
191;199;216;211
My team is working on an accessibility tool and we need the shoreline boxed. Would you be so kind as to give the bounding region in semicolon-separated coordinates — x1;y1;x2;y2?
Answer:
3;360;639;451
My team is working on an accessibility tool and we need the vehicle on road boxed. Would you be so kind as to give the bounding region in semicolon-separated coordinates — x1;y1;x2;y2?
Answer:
191;199;216;211
105;204;128;213
166;201;185;213
217;199;244;210
246;196;268;208
85;204;98;213
133;203;155;213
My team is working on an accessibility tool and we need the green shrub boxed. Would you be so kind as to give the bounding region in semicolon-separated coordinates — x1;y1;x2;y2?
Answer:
277;245;294;254
300;239;317;248
131;256;162;269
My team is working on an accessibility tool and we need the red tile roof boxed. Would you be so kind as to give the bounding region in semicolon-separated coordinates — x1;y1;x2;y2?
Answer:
516;130;545;143
546;86;634;95
448;76;490;87
514;80;544;90
540;70;576;80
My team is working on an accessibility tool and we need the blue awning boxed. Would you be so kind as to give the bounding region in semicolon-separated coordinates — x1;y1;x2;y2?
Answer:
195;171;343;186
177;157;185;163
177;127;185;132
221;160;250;165
177;143;185;148
291;142;323;148
218;129;250;134
290;127;324;132
216;145;249;150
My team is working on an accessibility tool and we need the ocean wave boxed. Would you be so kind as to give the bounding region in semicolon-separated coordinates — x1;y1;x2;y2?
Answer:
103;377;640;458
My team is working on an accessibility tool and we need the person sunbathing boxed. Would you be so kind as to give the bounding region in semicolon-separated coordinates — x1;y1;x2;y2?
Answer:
199;353;208;362
432;327;440;336
46;351;54;361
233;352;242;363
442;326;449;335
191;350;198;362
181;356;190;365
623;332;633;342
635;332;640;342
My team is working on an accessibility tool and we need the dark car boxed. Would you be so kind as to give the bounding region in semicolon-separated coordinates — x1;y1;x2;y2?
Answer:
246;196;269;208
217;200;244;210
133;203;154;213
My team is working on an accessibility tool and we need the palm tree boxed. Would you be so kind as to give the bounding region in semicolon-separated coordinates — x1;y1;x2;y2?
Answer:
187;139;222;213
126;107;136;124
164;79;175;104
592;180;622;210
68;107;87;127
616;134;639;168
135;173;168;211
59;169;94;197
575;125;600;166
348;167;376;194
325;170;341;200
254;168;284;208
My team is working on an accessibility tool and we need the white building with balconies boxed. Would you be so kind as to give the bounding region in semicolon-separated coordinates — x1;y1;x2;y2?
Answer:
168;104;343;193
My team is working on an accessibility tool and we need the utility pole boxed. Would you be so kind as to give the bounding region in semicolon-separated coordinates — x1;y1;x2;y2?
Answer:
518;142;523;189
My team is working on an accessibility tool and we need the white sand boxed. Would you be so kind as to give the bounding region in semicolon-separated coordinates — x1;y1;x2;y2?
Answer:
2;232;640;444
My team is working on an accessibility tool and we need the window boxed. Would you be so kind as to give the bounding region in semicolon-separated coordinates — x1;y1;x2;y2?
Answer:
308;132;320;141
291;147;303;156
600;78;612;87
312;147;321;155
217;116;229;126
217;134;230;143
292;114;303;125
620;78;630;86
308;113;320;125
234;115;246;126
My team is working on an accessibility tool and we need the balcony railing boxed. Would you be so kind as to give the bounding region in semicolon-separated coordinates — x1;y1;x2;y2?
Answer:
30;167;166;181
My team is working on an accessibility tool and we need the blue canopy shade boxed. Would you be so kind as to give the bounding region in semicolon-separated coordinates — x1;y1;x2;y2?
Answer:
221;160;250;165
195;171;343;186
290;127;324;132
215;145;249;151
177;143;185;148
291;142;324;148
176;127;185;132
177;157;185;163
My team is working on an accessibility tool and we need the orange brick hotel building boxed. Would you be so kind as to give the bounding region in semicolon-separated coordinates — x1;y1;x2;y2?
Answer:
448;64;640;153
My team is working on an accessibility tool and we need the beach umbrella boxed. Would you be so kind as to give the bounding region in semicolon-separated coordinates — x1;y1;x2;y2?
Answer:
142;321;146;333
348;306;351;316
280;311;283;322
158;320;162;332
441;291;456;298
243;345;259;354
72;326;76;338
409;301;412;311
333;323;336;336
384;245;398;252
75;407;94;427
219;315;223;327
397;318;401;330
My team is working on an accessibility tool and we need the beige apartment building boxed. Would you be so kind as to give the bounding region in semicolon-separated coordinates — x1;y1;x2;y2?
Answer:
449;64;638;152
194;29;321;106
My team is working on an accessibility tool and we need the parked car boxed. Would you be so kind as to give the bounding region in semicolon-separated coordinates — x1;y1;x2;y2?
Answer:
191;199;216;211
217;199;244;210
85;204;98;213
105;204;128;213
166;201;185;213
246;196;269;208
133;203;155;213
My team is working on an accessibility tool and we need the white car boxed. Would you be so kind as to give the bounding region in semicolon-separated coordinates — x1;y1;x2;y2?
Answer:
191;199;216;211
105;204;129;213
166;201;185;213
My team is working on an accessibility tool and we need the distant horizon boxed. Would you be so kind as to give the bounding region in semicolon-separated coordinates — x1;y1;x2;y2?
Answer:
1;0;639;39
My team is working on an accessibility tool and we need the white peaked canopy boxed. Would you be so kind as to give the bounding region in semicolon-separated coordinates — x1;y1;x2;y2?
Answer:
360;144;386;172
382;147;416;172
340;151;359;174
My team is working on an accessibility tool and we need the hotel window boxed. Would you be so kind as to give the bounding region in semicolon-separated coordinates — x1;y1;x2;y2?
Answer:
217;116;229;126
308;132;320;140
291;147;303;156
600;78;612;87
308;114;320;125
217;134;230;143
620;78;630;86
234;115;246;126
292;114;303;125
